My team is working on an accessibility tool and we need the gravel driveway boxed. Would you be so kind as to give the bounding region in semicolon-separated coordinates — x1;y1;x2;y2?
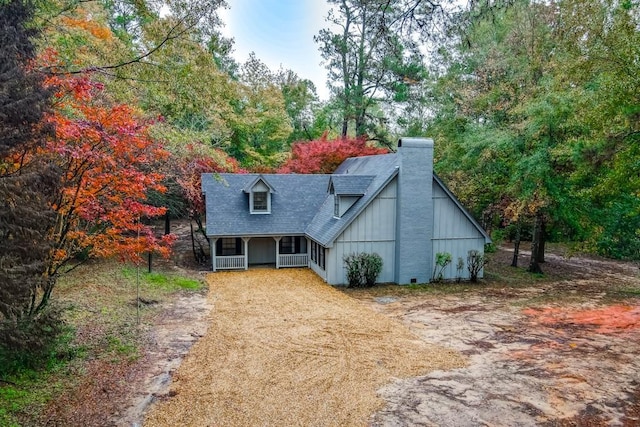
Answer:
143;269;463;426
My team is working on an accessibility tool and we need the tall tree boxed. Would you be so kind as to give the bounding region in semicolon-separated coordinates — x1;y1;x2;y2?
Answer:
429;0;639;266
555;0;640;260
429;0;578;272
275;69;321;144
227;54;293;169
316;0;430;143
0;0;58;351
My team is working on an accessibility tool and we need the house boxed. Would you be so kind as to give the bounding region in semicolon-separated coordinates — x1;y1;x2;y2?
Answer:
202;138;491;285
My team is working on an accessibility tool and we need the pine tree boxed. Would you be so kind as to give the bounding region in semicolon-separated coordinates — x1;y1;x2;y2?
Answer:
0;0;59;355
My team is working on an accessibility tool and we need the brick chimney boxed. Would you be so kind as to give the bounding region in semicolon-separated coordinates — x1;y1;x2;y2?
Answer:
395;137;434;284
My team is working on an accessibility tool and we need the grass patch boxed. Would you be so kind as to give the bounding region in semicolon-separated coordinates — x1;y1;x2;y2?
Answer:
0;343;76;427
122;267;204;291
0;368;70;427
611;287;640;298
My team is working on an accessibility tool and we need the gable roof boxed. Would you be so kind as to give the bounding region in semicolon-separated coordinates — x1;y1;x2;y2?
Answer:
202;174;329;237
328;174;375;196
242;175;276;193
305;154;398;247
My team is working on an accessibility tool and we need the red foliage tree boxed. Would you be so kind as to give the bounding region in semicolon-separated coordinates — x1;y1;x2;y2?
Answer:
42;68;175;279
277;135;389;174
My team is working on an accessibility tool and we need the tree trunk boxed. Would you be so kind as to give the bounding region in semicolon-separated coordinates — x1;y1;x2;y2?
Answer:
164;211;170;235
355;113;366;137
190;219;197;262
148;252;152;273
527;213;544;274
536;218;546;263
511;221;521;267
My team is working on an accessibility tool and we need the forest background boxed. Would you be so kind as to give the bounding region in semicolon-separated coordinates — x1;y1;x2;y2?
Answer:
0;0;638;369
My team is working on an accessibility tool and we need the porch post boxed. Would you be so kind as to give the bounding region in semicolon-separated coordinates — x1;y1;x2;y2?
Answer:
274;236;282;269
242;237;250;270
306;237;310;267
211;238;218;272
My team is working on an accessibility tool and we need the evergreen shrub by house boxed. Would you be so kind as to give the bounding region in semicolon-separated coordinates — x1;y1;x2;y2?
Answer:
343;253;383;287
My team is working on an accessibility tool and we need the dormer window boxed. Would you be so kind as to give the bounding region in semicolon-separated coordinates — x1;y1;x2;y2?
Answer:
244;175;275;214
253;191;268;212
327;174;375;219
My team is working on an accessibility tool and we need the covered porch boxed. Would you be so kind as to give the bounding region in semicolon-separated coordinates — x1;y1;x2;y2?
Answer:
211;235;309;271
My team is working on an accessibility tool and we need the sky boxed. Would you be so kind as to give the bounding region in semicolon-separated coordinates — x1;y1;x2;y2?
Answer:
219;0;333;99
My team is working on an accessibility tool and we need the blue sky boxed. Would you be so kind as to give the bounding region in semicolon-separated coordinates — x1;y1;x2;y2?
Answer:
219;1;332;99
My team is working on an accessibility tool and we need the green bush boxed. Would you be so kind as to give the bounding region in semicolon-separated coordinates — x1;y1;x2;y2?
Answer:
432;252;452;282
0;305;72;377
467;250;489;283
456;257;465;283
484;242;497;253
343;253;383;287
361;253;383;286
344;254;362;287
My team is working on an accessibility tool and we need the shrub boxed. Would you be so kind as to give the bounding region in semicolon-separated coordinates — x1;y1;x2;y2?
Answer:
456;257;465;283
343;253;383;287
484;242;497;253
432;252;452;282
360;253;383;287
467;250;489;283
0;305;69;377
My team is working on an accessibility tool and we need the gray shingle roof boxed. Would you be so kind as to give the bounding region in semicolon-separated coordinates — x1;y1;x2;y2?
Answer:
328;175;375;195
241;175;276;193
202;152;490;246
305;154;399;247
202;174;329;237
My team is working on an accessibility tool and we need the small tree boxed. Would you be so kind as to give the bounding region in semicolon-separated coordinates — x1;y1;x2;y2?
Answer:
432;252;452;282
176;143;242;264
456;257;465;283
467;250;489;283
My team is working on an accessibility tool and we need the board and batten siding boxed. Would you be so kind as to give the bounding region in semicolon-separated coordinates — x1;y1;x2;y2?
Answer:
432;180;486;280
326;178;397;285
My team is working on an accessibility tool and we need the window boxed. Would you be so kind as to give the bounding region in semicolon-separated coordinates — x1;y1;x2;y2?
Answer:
280;237;307;254
310;241;325;270
217;238;242;256
311;240;317;262
334;195;340;217
253;191;268;212
246;178;273;214
318;246;325;270
280;236;295;254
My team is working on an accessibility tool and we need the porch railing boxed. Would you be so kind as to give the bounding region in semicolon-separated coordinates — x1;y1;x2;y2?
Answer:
279;253;308;268
216;255;245;270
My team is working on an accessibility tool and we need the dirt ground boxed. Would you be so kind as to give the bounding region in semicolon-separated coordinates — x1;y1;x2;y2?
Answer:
142;269;464;426
109;237;640;426
349;248;640;426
